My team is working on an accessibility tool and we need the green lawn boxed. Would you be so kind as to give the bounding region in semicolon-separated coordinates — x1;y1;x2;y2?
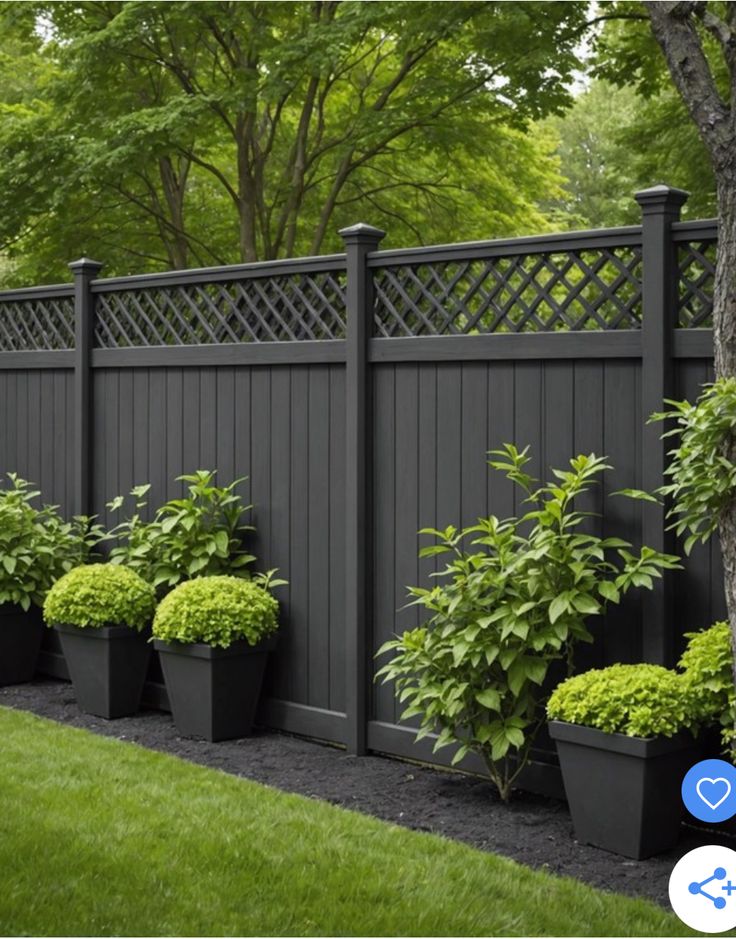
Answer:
0;707;692;937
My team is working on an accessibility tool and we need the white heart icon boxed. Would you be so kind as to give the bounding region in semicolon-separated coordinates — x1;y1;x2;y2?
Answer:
696;776;732;811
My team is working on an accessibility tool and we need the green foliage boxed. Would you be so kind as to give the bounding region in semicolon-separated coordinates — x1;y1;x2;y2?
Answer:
376;444;680;801
649;379;736;554
43;563;156;631
0;707;689;938
0;474;103;610
679;621;736;754
107;471;267;591
546;663;697;738
540;79;715;230
152;575;279;649
0;1;588;282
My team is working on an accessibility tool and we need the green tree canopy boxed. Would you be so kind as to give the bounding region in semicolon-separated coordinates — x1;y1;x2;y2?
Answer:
541;78;716;230
0;0;590;286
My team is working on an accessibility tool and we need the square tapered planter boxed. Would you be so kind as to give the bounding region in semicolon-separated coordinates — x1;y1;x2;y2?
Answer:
154;636;275;742
55;623;152;719
549;720;698;859
0;603;44;686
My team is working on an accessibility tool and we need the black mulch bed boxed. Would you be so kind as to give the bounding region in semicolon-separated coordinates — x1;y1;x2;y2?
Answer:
2;679;732;908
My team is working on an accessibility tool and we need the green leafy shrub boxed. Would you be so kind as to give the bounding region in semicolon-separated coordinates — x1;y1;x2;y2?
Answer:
0;474;104;610
547;663;698;738
152;575;279;649
679;622;736;753
107;471;270;590
43;564;156;631
376;445;681;801
649;378;736;553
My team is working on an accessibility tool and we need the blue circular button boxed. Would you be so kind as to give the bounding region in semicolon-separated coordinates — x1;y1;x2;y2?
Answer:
683;759;736;823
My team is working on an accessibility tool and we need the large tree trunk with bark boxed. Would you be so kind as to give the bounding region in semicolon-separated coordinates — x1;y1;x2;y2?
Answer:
645;0;736;727
714;175;736;704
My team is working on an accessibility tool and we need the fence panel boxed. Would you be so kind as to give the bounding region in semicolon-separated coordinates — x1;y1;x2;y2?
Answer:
0;186;725;794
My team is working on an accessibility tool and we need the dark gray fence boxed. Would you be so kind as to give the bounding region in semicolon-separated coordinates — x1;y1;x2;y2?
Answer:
0;185;724;793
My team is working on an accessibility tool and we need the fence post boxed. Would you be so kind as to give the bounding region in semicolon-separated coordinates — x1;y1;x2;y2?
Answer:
69;257;103;518
339;223;385;755
635;185;688;665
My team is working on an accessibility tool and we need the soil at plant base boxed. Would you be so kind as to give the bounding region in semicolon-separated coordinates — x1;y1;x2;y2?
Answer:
2;679;730;908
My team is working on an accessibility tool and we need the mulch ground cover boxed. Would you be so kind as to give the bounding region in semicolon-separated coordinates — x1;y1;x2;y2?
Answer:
2;678;730;908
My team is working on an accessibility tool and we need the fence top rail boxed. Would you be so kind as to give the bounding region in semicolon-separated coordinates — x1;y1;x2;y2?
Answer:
0;283;74;302
366;225;644;268
89;253;347;294
671;218;718;241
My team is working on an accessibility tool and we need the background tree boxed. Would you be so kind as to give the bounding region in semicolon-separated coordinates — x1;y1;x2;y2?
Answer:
541;78;716;228
0;0;589;285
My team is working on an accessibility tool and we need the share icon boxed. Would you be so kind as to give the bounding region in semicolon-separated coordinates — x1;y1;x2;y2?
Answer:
689;868;732;909
670;846;736;932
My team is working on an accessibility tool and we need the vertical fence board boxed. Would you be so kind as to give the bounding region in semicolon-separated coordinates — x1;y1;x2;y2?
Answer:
372;365;397;724
307;366;330;710
328;366;346;714
460;363;489;526
602;360;642;664
286;366;309;706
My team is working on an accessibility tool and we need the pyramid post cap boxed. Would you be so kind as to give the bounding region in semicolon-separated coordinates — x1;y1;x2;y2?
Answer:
68;257;104;273
634;184;690;209
338;223;386;243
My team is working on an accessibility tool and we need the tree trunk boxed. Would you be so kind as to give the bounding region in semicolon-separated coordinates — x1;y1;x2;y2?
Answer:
714;173;736;724
158;157;189;270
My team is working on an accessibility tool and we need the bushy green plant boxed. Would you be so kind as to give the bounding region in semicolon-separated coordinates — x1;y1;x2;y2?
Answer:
649;379;736;554
43;564;156;631
679;621;736;753
107;471;269;590
0;474;104;610
376;445;681;801
152;575;279;648
547;664;698;738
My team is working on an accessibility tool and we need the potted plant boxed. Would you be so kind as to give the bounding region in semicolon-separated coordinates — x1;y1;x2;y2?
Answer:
43;564;156;718
0;474;102;686
547;663;701;859
152;575;279;741
678;621;735;757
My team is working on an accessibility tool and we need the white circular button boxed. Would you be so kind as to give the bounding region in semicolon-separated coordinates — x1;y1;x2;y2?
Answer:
669;845;736;933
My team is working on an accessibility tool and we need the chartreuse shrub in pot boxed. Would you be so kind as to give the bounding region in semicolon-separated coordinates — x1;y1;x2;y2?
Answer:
547;664;700;859
377;445;680;803
152;575;280;741
678;622;736;757
0;474;103;686
43;564;156;719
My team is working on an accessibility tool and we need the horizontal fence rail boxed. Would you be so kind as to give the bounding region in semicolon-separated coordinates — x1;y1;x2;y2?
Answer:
0;186;724;796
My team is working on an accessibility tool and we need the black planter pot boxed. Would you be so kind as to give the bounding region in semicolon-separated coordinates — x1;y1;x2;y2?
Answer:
549;720;699;859
153;636;275;742
54;623;152;719
0;603;44;686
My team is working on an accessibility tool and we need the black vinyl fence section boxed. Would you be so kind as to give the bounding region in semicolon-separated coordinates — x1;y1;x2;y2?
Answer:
0;185;725;791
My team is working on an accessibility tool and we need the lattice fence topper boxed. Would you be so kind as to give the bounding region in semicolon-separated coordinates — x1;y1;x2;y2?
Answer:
372;246;644;336
94;271;348;347
0;295;75;351
678;240;716;328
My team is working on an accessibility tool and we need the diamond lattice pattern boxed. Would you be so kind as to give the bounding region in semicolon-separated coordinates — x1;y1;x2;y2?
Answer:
373;247;644;336
678;240;716;328
94;271;347;347
0;296;75;351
